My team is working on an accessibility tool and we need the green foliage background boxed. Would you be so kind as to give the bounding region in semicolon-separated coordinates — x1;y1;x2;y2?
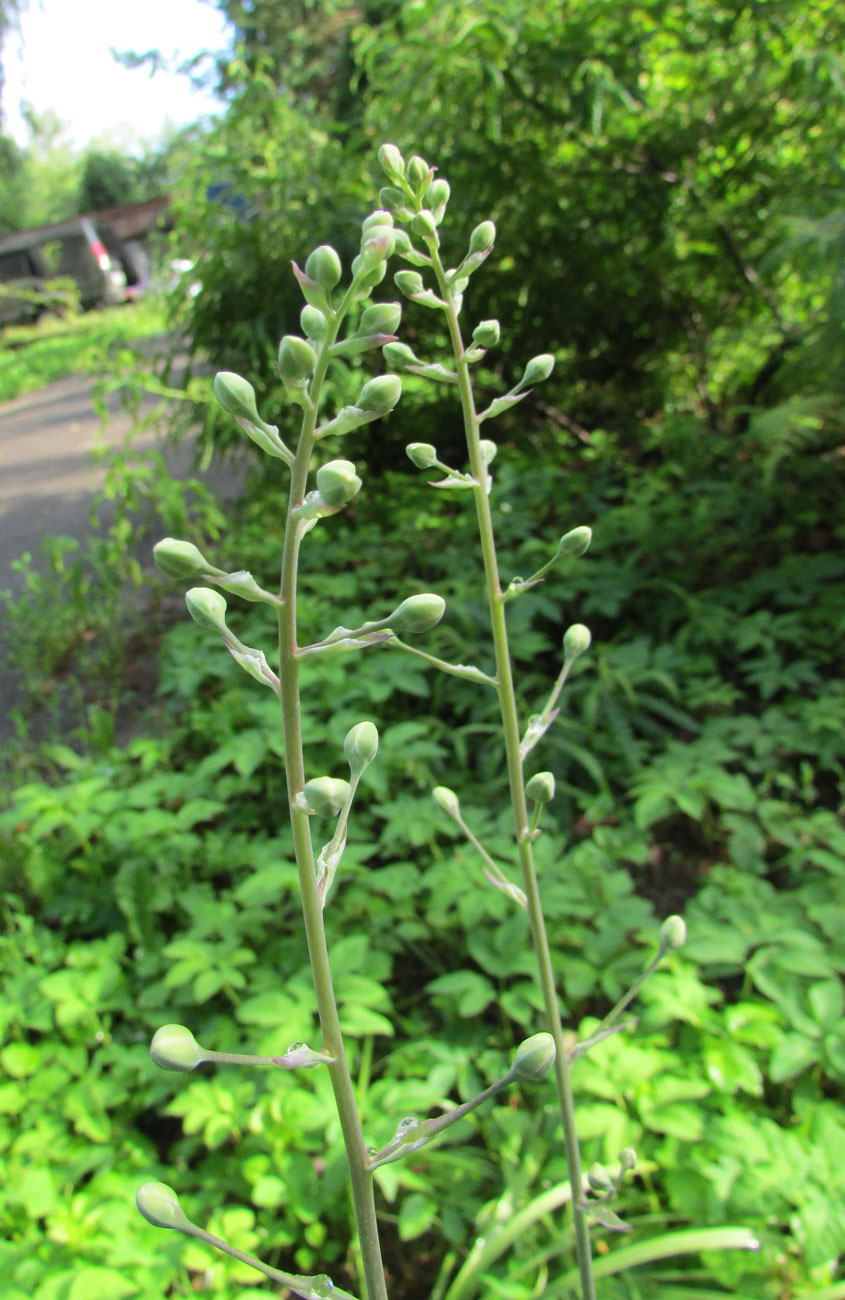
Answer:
2;2;844;1298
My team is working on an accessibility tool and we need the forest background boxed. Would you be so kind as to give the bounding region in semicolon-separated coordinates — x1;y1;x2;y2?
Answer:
1;2;845;1299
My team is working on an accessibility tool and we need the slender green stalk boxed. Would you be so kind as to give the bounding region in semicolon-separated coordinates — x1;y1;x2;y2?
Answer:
428;249;597;1300
276;314;389;1300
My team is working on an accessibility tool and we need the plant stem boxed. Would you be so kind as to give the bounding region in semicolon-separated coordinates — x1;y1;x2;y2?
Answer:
430;251;597;1300
277;322;388;1300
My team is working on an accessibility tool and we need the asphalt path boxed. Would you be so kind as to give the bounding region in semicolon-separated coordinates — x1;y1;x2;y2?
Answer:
0;369;242;744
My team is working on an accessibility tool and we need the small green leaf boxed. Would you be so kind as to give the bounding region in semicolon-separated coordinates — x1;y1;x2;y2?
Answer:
769;1032;821;1082
398;1192;438;1240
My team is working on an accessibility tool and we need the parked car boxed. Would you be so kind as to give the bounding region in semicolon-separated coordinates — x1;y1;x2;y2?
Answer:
0;216;128;326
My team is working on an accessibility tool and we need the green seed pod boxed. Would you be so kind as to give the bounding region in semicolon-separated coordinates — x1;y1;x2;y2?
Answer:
559;526;592;558
213;371;265;426
526;771;555;804
432;786;460;819
394;269;425;298
660;914;687;951
587;1163;614;1193
563;623;591;662
510;1032;556;1082
316;459;362;508
426;178;450;222
277;335;317;386
344;720;379;776
388;592;445;633
136;1181;191;1231
305;244;342;289
378;142;405;182
185;587;228;633
406;442;437;468
301;305;328;341
469;220;496;253
360;302;402;335
150;1024;204;1072
472;319;501;348
521;353;555;385
153;538;215;580
357;374;402;414
302;776;352;817
406;154;431;192
383;341;420;369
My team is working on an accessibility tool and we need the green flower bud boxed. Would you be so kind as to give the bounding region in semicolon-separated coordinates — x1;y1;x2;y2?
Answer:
406;442;437;468
660;915;687;951
559;526;592;558
563;623;591;662
305;244;342;289
510;1032;556;1082
469;221;496;253
432;786;460;819
479;439;497;465
277;335;317;386
378;142;405;182
526;771;555;804
344;721;379;776
153;538;214;581
357;374;402;414
521;353;555;385
213;371;266;427
383;341;420;369
406;154;431;192
379;185;410;215
619;1147;638;1171
472;319;501;348
360;302;402;335
150;1024;204;1072
316;459;362;508
388;593;445;633
411;210;438;241
362;209;394;235
394;269;425;298
185;587;228;633
587;1163;614;1193
302;776;352;817
426;178;450;222
301;305;328;341
136;1181;191;1231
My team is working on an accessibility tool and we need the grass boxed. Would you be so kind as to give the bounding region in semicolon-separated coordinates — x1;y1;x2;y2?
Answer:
0;296;169;404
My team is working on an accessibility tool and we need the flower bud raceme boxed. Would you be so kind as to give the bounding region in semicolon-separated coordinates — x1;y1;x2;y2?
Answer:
563;623;591;663
469;221;496;253
378;142;405;182
277;335;317;387
394;270;425;298
150;1024;204;1072
660;914;687;951
510;1032;556;1082
525;771;555;804
302;777;351;817
316;459;362;508
406;154;431;192
185;587;228;633
432;786;460;819
388;593;445;633
301;305;328;341
558;526;592;558
305;244;342;289
357;374;402;415
153;538;216;580
136;1182;191;1231
344;721;379;776
521;353;555;385
472;319;501;348
406;443;438;469
360;302;402;335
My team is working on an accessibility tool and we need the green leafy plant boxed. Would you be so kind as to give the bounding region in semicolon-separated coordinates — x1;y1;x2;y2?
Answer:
137;149;760;1299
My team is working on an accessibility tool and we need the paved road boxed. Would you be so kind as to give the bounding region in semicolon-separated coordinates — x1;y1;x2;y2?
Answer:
0;369;242;744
